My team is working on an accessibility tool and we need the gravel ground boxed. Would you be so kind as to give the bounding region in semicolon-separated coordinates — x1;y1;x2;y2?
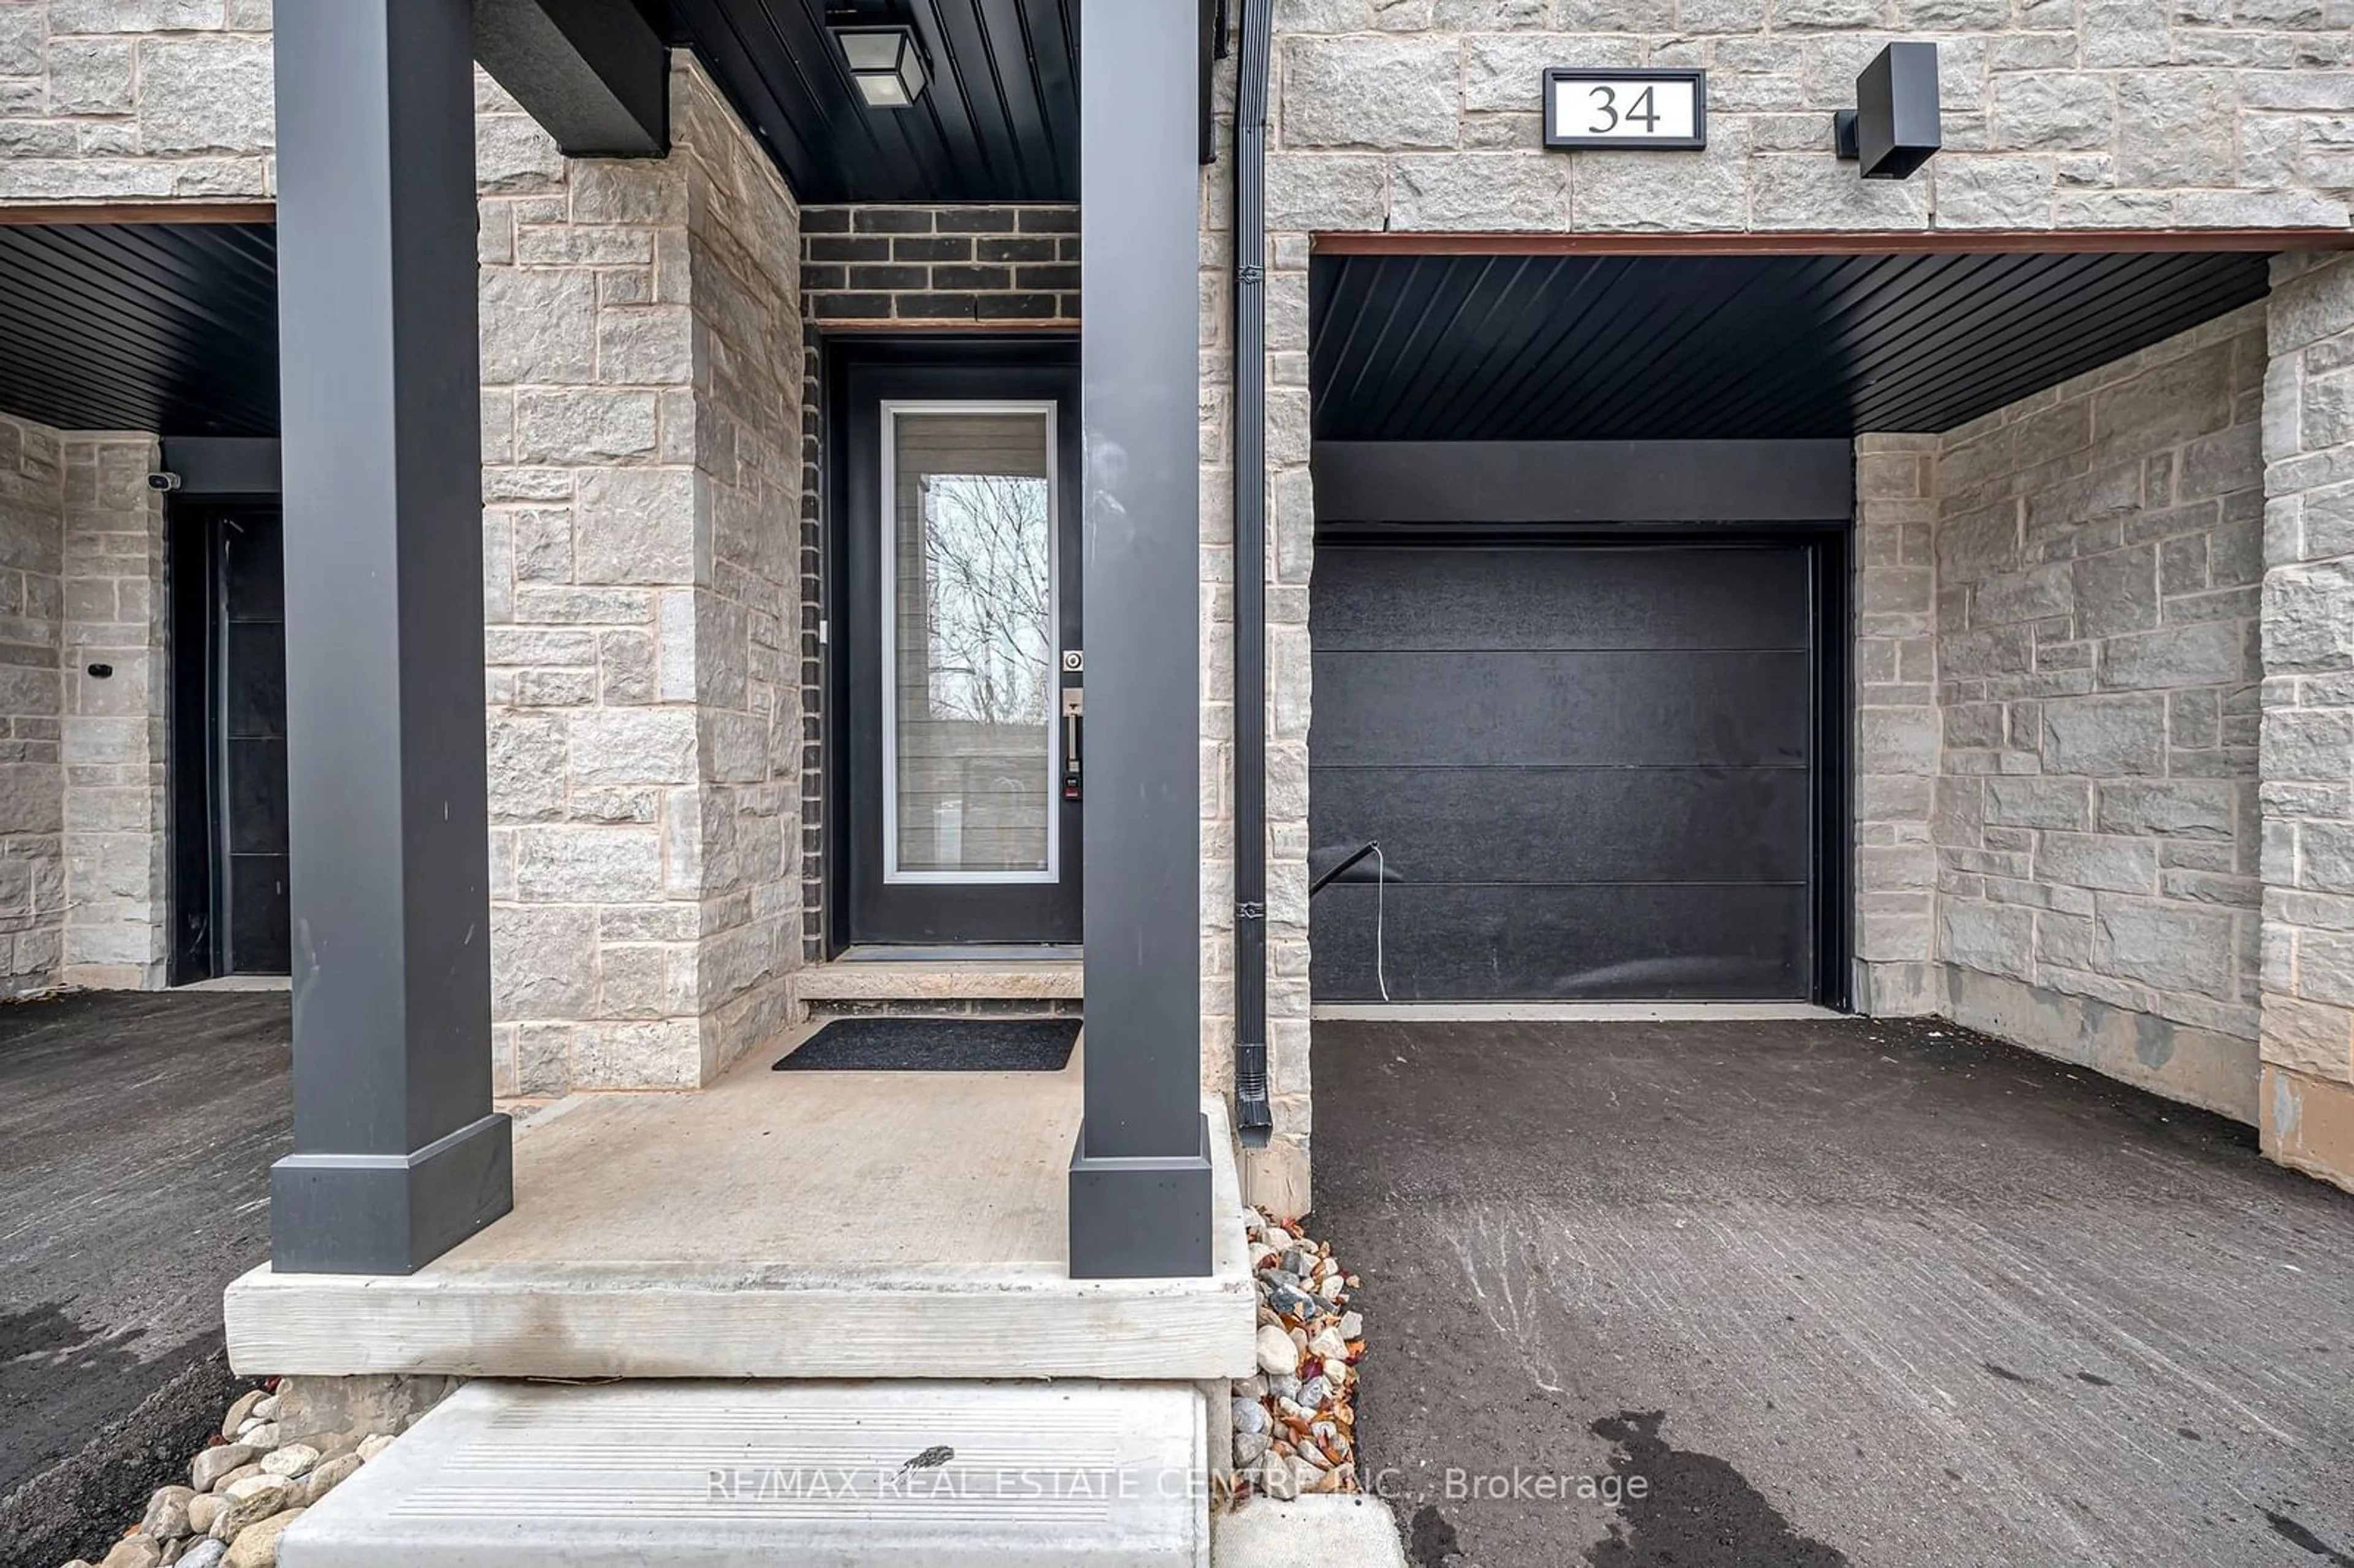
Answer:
0;991;288;1567
1310;1015;2354;1568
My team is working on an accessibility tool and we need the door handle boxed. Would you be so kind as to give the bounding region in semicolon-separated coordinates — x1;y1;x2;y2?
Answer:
1061;687;1083;801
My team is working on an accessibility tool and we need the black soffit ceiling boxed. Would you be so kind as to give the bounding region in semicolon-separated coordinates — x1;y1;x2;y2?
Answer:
1310;249;2272;443
0;223;278;439
668;0;1080;202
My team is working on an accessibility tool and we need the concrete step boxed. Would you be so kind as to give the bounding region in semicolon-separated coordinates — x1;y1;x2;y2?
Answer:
797;956;1082;1004
281;1379;1209;1567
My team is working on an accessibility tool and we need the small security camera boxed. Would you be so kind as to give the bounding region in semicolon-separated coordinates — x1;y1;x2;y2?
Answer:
147;471;182;492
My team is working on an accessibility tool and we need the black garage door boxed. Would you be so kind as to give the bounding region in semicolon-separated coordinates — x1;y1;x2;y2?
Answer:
1308;543;1819;1002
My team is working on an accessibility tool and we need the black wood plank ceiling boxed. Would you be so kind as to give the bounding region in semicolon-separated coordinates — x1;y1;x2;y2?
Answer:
666;0;1080;202
1311;249;2272;442
0;223;278;440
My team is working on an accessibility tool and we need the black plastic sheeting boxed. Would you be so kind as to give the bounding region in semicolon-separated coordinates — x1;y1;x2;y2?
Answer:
1311;248;2271;442
0;223;277;438
1308;544;1815;1002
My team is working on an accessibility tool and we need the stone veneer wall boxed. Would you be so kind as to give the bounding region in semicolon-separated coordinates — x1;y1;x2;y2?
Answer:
59;430;169;988
0;417;166;994
476;58;802;1094
0;413;64;995
0;0;273;204
2259;251;2354;1191
1930;307;2268;1120
1853;433;1944;1019
794;204;1080;962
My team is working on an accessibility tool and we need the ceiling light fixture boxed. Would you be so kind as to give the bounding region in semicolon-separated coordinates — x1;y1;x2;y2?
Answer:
833;23;930;110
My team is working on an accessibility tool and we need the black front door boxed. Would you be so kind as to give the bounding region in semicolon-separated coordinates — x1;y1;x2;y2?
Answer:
840;349;1083;946
169;503;291;980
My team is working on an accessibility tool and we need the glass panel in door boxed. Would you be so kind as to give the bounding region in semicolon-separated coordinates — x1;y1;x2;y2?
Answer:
883;405;1057;884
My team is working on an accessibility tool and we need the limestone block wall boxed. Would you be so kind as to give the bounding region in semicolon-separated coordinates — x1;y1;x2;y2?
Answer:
1853;433;1943;1019
59;431;168;988
477;58;801;1094
1260;2;2354;236
1924;306;2268;1119
0;0;274;205
0;413;64;995
2259;251;2354;1191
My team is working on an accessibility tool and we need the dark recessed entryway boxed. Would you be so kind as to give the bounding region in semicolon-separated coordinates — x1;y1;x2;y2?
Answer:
1305;245;2273;1008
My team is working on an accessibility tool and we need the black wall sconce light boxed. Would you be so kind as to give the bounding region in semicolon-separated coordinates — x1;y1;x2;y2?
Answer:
1835;42;1940;179
829;18;930;108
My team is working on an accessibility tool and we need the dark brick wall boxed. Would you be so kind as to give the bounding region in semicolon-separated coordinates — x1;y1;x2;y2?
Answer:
801;205;1080;325
798;205;1082;961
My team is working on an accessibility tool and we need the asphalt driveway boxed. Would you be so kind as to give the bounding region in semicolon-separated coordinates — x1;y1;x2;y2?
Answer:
1311;1014;2354;1568
0;990;286;1567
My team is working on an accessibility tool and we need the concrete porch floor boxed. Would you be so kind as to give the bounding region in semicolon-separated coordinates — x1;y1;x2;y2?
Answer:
226;1022;1256;1383
1312;1015;2354;1568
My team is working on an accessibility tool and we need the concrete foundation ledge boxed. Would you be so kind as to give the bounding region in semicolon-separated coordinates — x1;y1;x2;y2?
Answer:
2262;1065;2354;1195
1943;966;2259;1125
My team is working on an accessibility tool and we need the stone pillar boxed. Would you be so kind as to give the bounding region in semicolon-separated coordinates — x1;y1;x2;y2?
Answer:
1853;433;1943;1017
0;413;65;997
477;58;802;1095
2258;251;2354;1193
59;433;168;989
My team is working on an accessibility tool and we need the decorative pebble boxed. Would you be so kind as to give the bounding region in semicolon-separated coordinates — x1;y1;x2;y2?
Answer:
218;1391;265;1444
1230;1206;1367;1501
300;1453;363;1506
211;1477;295;1540
97;1538;159;1568
82;1383;381;1568
223;1509;304;1568
141;1484;196;1542
1253;1323;1299;1378
259;1443;320;1480
190;1445;255;1494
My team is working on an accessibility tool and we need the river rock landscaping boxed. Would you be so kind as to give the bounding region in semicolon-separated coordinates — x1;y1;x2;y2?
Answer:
57;1382;393;1568
1233;1206;1365;1502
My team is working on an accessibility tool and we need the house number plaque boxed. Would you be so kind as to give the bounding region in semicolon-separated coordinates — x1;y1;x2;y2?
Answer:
1543;68;1707;150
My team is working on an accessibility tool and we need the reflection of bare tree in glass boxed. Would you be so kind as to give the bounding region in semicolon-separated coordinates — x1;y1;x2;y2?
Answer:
920;473;1051;726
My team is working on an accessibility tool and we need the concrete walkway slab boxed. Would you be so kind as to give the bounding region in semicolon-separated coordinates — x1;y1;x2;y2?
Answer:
1212;1497;1406;1567
283;1379;1209;1567
1312;1015;2354;1568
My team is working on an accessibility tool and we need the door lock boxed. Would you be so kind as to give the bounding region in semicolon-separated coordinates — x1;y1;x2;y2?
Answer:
1061;686;1083;801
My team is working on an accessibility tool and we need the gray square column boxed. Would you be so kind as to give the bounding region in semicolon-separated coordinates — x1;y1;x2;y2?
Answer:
1067;0;1216;1280
267;0;512;1274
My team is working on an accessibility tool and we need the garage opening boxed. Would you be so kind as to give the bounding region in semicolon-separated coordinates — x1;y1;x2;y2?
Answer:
1309;441;1852;1005
1303;244;2272;1012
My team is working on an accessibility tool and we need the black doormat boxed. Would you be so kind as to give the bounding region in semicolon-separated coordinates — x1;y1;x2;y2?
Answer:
773;1016;1081;1073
